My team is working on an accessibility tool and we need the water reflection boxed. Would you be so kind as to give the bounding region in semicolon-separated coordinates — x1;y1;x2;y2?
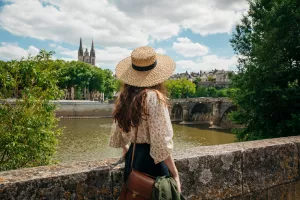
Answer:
55;118;235;163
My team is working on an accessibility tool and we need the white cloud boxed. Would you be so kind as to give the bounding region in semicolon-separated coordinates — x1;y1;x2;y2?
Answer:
49;43;57;48
0;42;39;60
28;46;40;55
155;48;166;54
96;47;131;67
50;45;131;70
173;37;209;57
0;1;148;47
0;0;248;48
176;54;238;72
112;0;248;36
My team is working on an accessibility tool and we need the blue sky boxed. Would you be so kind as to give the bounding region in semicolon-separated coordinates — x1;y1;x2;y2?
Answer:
0;0;248;73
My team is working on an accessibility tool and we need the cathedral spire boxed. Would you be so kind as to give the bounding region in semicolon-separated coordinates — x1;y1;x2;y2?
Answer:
78;37;83;56
90;39;95;57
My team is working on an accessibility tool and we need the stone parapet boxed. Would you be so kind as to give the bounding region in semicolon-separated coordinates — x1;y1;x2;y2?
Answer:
1;136;300;200
54;100;114;117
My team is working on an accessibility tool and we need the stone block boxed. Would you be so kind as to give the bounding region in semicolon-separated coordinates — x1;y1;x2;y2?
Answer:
0;161;112;200
277;136;300;179
242;139;298;193
268;180;300;200
175;144;243;199
227;190;267;200
111;167;125;199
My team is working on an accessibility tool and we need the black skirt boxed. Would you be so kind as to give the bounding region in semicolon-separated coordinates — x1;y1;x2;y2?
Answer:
124;143;170;182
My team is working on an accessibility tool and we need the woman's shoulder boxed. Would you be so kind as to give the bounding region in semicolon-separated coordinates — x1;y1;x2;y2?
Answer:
146;89;168;105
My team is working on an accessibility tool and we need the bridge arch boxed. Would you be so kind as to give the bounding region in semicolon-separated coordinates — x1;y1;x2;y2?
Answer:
220;105;237;128
171;104;183;121
190;103;213;122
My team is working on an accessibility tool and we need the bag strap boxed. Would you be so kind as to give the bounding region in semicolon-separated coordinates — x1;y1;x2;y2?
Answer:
130;127;138;171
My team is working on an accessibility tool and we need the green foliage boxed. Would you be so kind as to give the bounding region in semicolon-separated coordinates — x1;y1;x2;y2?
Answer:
165;79;196;98
207;75;215;82
57;61;117;100
115;79;123;93
102;69;117;99
195;86;207;97
195;86;229;97
0;51;62;171
193;77;201;86
230;0;300;141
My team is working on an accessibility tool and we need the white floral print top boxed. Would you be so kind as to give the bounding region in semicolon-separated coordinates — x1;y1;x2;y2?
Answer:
109;90;174;164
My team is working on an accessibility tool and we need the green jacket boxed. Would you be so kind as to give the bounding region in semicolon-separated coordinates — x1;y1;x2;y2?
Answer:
151;176;186;200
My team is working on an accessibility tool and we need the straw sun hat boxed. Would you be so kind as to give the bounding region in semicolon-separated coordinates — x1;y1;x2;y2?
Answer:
115;46;176;87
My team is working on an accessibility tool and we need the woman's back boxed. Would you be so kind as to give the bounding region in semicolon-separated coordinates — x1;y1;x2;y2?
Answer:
109;90;173;164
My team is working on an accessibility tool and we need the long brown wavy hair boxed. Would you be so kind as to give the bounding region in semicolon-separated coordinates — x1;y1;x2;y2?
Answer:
113;83;168;133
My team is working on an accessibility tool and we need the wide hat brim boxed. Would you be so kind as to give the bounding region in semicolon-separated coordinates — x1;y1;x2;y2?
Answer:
115;54;176;87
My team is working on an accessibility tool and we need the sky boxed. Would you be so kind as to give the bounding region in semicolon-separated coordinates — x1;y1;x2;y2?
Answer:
0;0;248;73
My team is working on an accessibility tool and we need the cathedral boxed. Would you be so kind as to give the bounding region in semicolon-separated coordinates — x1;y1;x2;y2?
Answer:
78;38;96;66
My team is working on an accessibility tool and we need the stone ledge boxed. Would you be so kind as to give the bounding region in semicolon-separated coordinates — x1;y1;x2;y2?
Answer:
268;180;300;200
0;136;300;200
241;139;299;193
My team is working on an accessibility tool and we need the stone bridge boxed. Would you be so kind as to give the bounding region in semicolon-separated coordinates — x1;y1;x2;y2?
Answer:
170;97;236;128
1;136;300;199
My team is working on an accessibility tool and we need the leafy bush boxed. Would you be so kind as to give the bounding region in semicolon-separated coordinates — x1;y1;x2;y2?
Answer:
0;51;62;171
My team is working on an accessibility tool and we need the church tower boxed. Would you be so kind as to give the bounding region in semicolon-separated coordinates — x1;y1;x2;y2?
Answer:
78;38;96;66
78;38;83;62
90;40;96;66
83;48;90;63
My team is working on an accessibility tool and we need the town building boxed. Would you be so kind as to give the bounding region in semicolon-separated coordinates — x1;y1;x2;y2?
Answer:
170;69;231;88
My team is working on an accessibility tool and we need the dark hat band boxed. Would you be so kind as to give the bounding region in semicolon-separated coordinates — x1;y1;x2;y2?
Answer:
132;60;157;71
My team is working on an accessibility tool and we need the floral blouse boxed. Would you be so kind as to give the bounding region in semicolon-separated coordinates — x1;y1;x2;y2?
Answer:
109;90;174;164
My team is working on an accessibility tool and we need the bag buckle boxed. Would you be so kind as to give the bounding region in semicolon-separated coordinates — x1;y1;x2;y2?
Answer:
132;191;138;198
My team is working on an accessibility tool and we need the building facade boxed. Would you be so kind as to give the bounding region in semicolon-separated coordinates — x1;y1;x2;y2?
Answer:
169;69;232;88
78;38;96;66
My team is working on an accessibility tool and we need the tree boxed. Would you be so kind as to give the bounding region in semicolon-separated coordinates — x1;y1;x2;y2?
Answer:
165;79;196;98
207;75;215;82
115;79;123;93
206;87;218;97
102;69;117;99
229;0;300;141
195;86;207;97
0;51;63;171
89;67;105;99
193;77;201;88
57;61;94;99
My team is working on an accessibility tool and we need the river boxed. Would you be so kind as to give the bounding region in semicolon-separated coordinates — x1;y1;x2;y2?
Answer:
55;118;235;163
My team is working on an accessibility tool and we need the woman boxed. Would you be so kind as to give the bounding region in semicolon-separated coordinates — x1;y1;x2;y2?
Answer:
109;46;181;193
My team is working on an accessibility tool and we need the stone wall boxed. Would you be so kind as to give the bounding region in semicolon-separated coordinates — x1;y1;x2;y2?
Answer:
55;100;114;117
1;136;300;200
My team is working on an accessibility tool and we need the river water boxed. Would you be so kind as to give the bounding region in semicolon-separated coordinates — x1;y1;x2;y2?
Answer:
55;118;235;163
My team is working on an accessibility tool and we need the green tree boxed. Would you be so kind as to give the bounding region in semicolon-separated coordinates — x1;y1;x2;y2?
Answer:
102;69;117;100
0;51;63;171
207;75;215;82
114;79;123;94
57;61;94;99
89;67;105;99
230;0;300;141
195;86;207;97
207;87;218;97
193;77;201;88
165;79;196;98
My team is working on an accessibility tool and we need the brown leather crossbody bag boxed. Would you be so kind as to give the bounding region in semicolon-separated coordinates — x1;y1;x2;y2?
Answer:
119;128;155;200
